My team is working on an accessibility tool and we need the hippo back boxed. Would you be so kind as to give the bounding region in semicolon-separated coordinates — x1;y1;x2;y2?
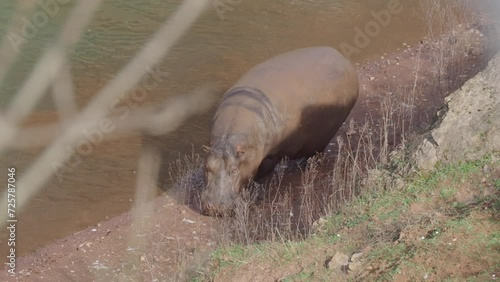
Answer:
226;46;359;158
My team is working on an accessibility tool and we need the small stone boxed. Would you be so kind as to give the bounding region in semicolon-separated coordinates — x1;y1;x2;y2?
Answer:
313;217;327;230
394;177;406;190
492;155;499;164
369;76;375;81
483;164;491;174
350;252;363;263
328;252;349;270
182;218;195;224
470;47;482;56
349;262;362;271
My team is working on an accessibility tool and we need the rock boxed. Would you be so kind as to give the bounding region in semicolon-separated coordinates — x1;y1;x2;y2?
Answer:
414;53;500;170
414;136;439;170
483;164;491;175
393;177;406;190
350;252;363;263
328;252;349;270
312;217;327;231
365;169;390;189
349;262;362;271
492;154;500;164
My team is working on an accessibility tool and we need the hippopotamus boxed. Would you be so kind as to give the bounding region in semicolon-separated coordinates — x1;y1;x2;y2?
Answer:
201;46;359;216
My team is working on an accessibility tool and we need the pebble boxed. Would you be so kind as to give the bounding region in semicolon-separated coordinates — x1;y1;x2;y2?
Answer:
492;155;499;164
328;252;349;269
349;262;362;271
182;218;195;224
351;252;363;262
483;164;491;174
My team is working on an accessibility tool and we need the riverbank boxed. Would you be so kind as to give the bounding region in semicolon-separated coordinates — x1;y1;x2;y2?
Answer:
1;14;499;282
202;50;500;281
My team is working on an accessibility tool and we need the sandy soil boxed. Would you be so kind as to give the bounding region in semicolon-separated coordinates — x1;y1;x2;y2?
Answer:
1;18;499;282
2;195;217;282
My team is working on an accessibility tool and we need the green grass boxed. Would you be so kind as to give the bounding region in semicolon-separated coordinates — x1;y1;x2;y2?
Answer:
446;217;474;231
192;156;499;281
440;187;458;200
494;178;500;190
486;233;500;250
281;271;314;282
345;214;369;228
322;156;493;238
368;244;412;262
211;245;248;269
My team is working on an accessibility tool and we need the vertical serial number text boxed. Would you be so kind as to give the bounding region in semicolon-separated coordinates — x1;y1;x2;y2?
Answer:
6;167;17;276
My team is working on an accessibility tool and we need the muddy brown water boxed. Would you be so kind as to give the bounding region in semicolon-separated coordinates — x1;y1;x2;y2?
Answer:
0;0;497;257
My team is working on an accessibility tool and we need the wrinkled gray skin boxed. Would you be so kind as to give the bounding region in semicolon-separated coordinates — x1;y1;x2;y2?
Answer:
201;46;359;216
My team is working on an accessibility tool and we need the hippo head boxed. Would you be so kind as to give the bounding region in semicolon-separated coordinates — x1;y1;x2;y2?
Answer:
201;139;256;216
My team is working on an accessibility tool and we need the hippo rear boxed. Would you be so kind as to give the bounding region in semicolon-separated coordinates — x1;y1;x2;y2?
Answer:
202;46;359;216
